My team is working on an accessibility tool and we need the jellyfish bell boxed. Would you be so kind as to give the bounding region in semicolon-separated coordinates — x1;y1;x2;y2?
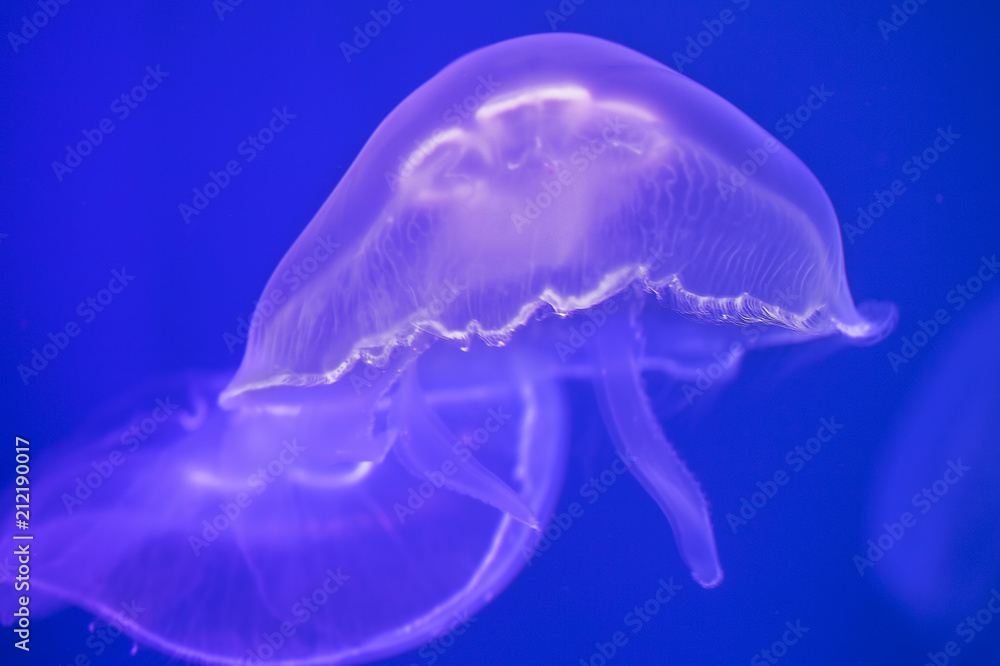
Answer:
222;33;894;589
224;32;894;411
0;353;567;665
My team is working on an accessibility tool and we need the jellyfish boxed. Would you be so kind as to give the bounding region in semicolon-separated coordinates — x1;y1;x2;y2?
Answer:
2;358;567;665
3;33;894;664
867;290;1000;622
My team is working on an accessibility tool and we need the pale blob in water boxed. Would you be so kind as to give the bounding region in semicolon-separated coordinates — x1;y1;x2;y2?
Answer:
868;291;999;621
1;360;566;665
2;33;894;665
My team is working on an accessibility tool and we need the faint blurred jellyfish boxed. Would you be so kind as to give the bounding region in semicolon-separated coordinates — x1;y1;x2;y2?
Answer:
3;33;894;664
868;293;999;621
2;359;567;665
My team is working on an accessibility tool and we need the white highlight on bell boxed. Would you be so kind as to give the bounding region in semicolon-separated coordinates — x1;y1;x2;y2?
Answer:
187;460;376;491
237;404;301;417
402;127;467;176
594;99;660;124
289;461;376;488
186;468;244;492
475;84;593;121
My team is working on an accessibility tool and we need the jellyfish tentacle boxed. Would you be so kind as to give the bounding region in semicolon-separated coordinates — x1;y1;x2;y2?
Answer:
389;365;541;530
593;307;723;588
289;346;421;464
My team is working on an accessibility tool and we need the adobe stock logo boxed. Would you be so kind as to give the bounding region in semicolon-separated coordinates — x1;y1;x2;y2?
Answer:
853;459;970;576
16;268;135;385
416;610;477;665
61;396;180;514
886;254;996;373
221;235;339;353
725;417;843;534
877;0;930;41
577;578;682;666
6;0;70;54
843;126;960;245
51;66;169;182
544;0;587;31
243;567;351;665
750;620;809;665
179;107;296;224
213;0;244;21
773;84;834;141
521;450;637;567
339;0;413;64
669;0;751;73
188;439;307;556
384;74;502;192
716;136;781;202
511;118;627;234
392;406;512;524
924;589;1000;665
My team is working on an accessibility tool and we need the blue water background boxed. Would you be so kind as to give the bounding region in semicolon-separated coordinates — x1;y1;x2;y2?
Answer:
1;0;998;663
